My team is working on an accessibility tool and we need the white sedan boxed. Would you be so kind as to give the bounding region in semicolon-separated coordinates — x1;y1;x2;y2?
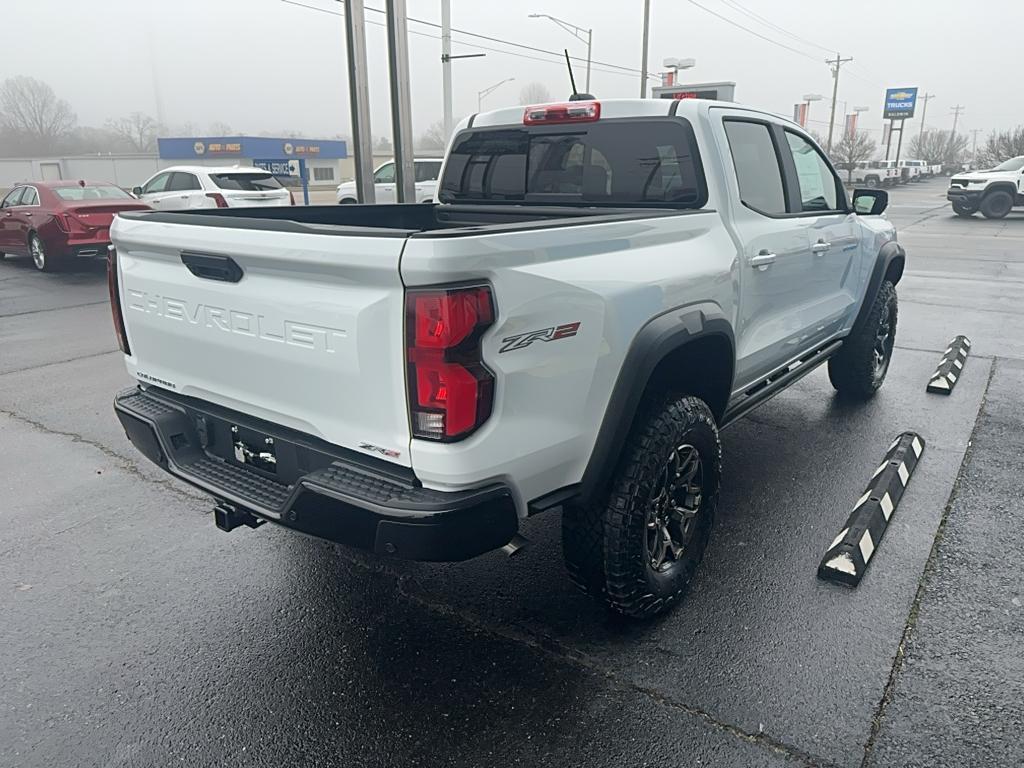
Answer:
133;166;293;209
336;159;442;204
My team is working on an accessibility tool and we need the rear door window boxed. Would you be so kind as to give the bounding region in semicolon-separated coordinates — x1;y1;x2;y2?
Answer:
20;187;39;206
440;118;706;207
168;172;201;192
210;173;282;191
415;161;442;182
723;121;786;215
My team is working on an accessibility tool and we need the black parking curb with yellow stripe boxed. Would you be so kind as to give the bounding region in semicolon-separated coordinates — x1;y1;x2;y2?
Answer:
817;432;925;587
927;335;971;394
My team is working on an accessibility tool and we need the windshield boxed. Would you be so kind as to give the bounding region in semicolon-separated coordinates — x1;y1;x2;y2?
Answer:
210;172;283;191
990;156;1024;172
53;185;132;201
440;118;706;207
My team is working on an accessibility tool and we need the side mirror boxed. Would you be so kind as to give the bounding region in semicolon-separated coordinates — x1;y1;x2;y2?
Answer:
132;186;143;196
852;188;888;215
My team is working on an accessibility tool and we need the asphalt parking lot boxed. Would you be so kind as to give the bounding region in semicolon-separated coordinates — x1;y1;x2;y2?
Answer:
2;179;1022;767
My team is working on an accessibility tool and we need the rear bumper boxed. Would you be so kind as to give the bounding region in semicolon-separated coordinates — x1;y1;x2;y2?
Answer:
113;386;518;561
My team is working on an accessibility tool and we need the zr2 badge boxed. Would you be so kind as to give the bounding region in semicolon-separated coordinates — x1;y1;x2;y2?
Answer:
499;322;581;353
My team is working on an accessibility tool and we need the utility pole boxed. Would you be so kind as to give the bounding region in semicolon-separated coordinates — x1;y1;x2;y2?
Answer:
917;92;935;144
950;104;965;138
970;128;981;168
639;0;651;97
441;0;452;139
825;53;854;154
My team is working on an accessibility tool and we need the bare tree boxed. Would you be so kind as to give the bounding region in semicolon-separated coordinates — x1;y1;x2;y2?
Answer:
909;129;969;169
416;121;448;151
0;76;76;151
374;135;393;153
831;131;877;182
519;82;552;105
105;111;160;152
976;126;1024;168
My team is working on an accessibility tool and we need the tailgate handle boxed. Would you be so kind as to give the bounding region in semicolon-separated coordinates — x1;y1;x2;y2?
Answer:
181;252;243;283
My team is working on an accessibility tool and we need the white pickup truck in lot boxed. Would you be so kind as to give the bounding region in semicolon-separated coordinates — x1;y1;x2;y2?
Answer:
947;155;1024;219
109;98;904;618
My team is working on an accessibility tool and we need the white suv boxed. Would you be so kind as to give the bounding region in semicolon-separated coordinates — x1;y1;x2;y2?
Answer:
133;166;293;210
336;159;442;204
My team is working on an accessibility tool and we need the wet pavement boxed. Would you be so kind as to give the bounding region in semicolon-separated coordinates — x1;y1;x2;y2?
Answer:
2;179;1022;767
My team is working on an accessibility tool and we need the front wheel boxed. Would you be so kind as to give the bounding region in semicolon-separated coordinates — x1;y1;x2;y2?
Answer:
562;395;721;619
952;201;977;218
980;190;1013;219
828;280;898;399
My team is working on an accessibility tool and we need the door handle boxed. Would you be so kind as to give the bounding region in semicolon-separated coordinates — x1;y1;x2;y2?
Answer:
24;212;32;217
811;240;831;254
750;250;777;270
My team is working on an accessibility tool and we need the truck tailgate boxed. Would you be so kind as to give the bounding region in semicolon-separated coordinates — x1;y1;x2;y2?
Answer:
111;216;412;466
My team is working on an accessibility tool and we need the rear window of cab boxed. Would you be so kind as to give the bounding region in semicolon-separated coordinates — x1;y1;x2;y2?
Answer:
440;118;707;208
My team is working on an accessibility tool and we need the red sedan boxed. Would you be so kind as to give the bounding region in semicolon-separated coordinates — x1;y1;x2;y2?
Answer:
0;180;150;272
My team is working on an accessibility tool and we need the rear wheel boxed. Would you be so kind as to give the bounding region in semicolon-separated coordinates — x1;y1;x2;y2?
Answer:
828;280;897;399
980;190;1013;219
29;234;59;272
865;175;880;188
562;395;721;619
952;201;977;218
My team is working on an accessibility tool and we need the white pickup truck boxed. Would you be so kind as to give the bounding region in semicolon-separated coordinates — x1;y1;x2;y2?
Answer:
947;155;1024;219
109;98;904;619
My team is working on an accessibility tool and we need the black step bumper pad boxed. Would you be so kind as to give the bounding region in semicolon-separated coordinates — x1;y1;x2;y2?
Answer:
927;335;971;394
113;387;517;561
817;432;925;586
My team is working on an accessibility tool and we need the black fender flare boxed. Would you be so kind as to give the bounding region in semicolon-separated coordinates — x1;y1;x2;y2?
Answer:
982;182;1018;199
578;302;734;504
851;239;905;337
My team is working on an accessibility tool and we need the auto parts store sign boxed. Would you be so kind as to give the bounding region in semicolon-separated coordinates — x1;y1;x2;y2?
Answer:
883;87;918;119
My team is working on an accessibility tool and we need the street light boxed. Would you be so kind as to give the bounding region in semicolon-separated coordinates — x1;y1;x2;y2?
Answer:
529;13;592;93
478;77;515;111
801;93;824;128
662;57;696;87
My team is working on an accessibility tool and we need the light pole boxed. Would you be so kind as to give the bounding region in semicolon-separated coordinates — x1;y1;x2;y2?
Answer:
663;57;696;86
639;0;651;97
801;93;824;129
850;105;869;137
478;77;515;111
528;13;592;93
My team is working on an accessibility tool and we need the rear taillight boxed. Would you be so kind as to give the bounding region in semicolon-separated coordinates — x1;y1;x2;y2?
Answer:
54;213;86;234
205;192;228;208
107;247;131;356
288;188;296;206
406;285;495;441
523;100;600;124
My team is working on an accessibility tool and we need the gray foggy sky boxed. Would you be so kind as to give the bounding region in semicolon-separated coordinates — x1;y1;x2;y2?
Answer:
2;0;1021;144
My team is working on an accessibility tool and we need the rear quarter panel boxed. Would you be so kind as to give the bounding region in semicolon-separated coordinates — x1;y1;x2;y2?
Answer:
401;212;737;510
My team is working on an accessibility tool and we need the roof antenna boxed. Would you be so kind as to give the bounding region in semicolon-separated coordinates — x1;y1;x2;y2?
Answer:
565;49;595;101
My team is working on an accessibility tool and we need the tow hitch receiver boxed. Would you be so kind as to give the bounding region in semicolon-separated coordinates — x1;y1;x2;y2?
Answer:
213;502;266;532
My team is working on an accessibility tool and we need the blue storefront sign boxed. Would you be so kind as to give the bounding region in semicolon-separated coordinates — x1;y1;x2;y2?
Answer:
883;88;918;120
156;136;347;160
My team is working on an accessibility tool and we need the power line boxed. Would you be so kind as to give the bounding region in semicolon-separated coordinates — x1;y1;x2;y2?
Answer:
715;0;833;54
280;0;654;80
683;0;822;63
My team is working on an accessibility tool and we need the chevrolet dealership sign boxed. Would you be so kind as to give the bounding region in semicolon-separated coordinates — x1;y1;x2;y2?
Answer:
883;87;918;119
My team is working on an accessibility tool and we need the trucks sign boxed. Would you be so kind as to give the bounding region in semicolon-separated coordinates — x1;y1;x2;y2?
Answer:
883;87;918;119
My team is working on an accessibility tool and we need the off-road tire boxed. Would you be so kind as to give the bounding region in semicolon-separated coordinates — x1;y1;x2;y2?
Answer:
562;395;721;619
952;201;976;218
828;280;898;399
980;189;1013;220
